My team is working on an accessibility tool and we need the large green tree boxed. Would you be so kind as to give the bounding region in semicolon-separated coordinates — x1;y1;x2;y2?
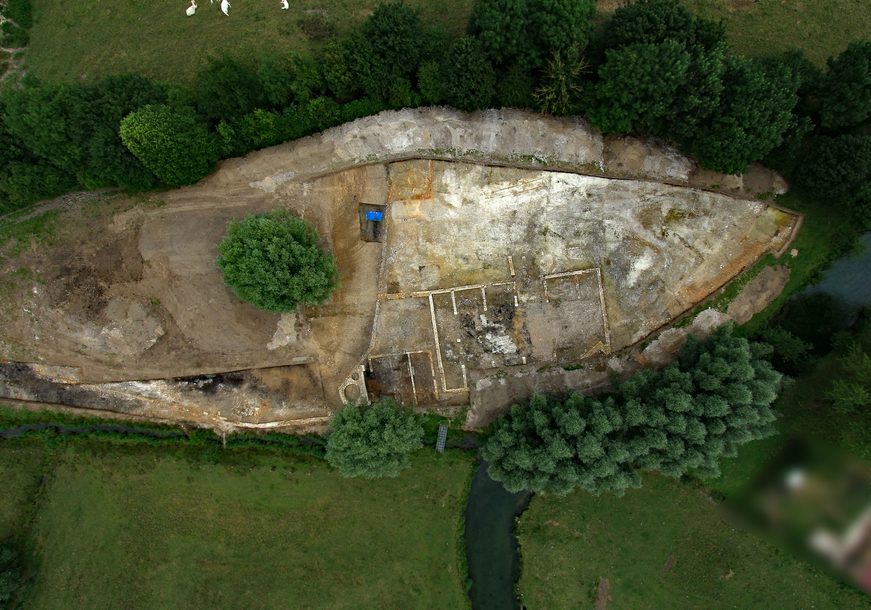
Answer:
196;55;269;122
440;37;496;112
339;2;439;102
798;134;871;198
325;398;424;478
215;208;339;313
684;56;799;174
470;0;596;71
817;40;871;131
120;104;218;187
594;0;724;55
482;324;783;496
588;39;724;138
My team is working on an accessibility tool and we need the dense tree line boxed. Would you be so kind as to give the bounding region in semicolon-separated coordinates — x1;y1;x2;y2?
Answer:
483;325;783;496
0;0;869;222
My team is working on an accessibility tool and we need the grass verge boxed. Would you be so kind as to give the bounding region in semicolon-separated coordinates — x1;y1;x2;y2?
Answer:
2;438;475;610
517;472;867;610
680;0;871;65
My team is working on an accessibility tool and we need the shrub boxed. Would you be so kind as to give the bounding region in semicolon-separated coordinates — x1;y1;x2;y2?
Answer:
471;0;597;71
798;135;871;198
347;2;427;102
339;97;390;123
257;55;296;107
1;0;33;29
196;55;268;122
120;104;219;186
215;208;339;313
496;64;536;109
0;21;28;47
0;546;22;605
594;0;724;55
325;398;424;478
417;61;443;106
440;37;496;112
817;40;871;130
589;39;724;138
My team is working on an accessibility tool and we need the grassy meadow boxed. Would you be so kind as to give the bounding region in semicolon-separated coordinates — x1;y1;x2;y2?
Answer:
0;437;475;610
680;0;871;65
24;0;473;85
517;472;868;610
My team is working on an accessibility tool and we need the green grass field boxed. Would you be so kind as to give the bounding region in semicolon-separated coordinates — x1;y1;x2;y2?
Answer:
0;439;475;610
24;0;473;85
0;443;47;544
681;0;871;65
517;473;867;610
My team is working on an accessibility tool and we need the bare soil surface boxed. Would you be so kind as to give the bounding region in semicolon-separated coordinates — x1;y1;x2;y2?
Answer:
0;109;799;430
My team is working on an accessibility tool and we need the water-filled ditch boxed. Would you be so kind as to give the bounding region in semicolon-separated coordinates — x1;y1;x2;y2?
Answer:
464;458;532;610
801;232;871;310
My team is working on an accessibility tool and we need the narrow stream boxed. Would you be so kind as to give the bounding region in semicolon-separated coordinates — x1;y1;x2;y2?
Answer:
464;458;533;610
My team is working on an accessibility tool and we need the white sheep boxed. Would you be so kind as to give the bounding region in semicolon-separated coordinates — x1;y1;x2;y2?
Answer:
220;0;230;15
185;0;197;16
280;0;289;8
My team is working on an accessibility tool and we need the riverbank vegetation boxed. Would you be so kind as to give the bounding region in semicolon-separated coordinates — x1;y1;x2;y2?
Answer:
0;429;475;609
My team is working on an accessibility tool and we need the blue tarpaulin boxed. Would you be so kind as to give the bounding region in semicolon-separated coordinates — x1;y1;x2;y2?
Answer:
365;211;384;221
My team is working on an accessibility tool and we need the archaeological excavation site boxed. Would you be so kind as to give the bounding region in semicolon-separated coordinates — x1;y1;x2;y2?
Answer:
0;108;800;432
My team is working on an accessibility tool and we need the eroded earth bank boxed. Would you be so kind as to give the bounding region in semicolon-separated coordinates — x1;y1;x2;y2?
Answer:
0;108;799;432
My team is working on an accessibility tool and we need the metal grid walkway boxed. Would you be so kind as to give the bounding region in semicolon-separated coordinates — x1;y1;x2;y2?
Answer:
436;423;448;453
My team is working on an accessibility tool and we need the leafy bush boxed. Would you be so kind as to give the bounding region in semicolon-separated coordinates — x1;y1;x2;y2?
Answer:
120;104;218;186
0;21;28;47
325;398;424;478
496;64;536;109
471;0;597;71
798;135;871;198
215;208;339;313
1;0;33;29
196;55;268;122
684;55;799;175
0;546;23;605
257;55;296;108
417;61;443;106
593;0;724;56
339;97;390;123
534;47;589;116
440;37;496;112
817;40;871;130
589;39;724;137
0;161;76;214
345;2;428;102
482;324;783;496
826;345;871;419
